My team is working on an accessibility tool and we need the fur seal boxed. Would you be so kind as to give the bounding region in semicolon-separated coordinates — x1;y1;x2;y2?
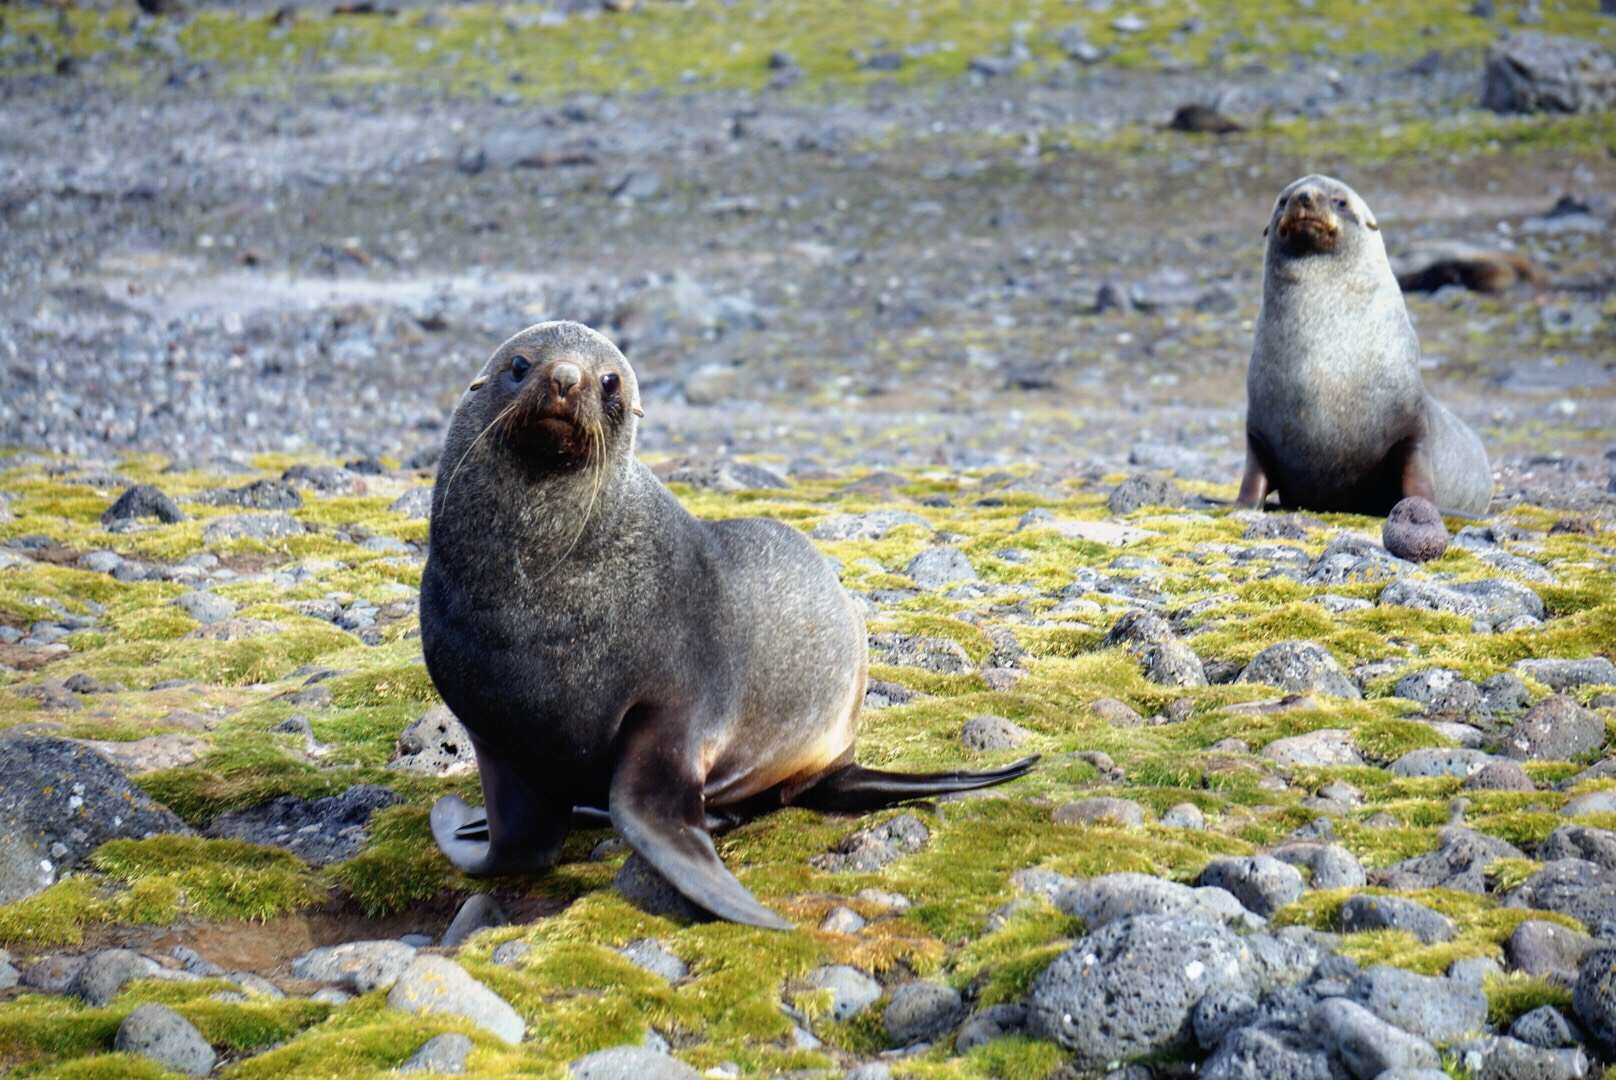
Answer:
419;321;1035;929
1239;175;1492;560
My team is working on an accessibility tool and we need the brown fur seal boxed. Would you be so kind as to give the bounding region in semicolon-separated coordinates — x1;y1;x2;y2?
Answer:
1239;175;1493;561
419;321;1035;929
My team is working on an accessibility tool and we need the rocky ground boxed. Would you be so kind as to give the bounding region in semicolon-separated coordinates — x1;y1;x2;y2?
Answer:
3;0;1616;1077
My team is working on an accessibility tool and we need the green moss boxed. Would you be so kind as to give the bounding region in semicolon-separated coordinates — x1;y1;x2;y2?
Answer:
326;805;454;916
0;878;106;948
90;837;325;921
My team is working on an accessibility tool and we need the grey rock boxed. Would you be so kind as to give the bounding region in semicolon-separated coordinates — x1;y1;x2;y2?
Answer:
613;853;709;922
955;1003;1027;1052
1394;668;1483;714
1161;802;1206;830
22;954;86;994
1502;696;1605;760
810;511;931;541
71;948;158;1006
1053;797;1146;828
1515;657;1616;691
1197;855;1305;917
207;784;402;865
0;735;189;904
1449;955;1505;985
961;715;1030;751
390;488;433;519
1200;1024;1336;1079
883;980;962;1045
388;955;525;1044
1453;1034;1592;1079
390;704;475;776
619;939;687;981
1101;610;1174;648
1540;826;1616;870
1108;474;1183;514
569;1045;700;1080
1379;826;1525;892
1564;791;1616;816
905;547;976;588
1027;914;1256;1066
662;458;786;493
1390;747;1495;779
114;1003;215;1077
1138;640;1208;687
292;940;417;993
1054;872;1247;929
1238;641;1361;698
1347;964;1489;1043
1192;987;1258;1049
441;894;507;949
868;633;973;674
491;941;531;967
1507;860;1616;931
1089;697;1146;727
400;1032;474;1074
820;905;866;934
1511;1004;1583;1049
1464;760;1536;791
811;813;929;872
1483;673;1534;714
1507;920;1593;980
1339;894;1456;943
1483;32;1616;114
1574;945;1616;1045
1262;729;1364;767
1270;843;1367;890
202;512;305;543
1313;996;1441;1077
102;485;184;526
802;965;882;1022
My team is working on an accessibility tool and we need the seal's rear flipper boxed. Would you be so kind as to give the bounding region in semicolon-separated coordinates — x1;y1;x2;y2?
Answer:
610;723;792;931
793;755;1039;813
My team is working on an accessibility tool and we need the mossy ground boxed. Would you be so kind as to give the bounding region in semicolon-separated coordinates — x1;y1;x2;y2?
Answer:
1;448;1612;1076
3;0;1612;99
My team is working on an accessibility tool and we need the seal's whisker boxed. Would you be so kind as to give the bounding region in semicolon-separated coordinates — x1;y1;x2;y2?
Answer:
441;397;522;512
531;419;605;585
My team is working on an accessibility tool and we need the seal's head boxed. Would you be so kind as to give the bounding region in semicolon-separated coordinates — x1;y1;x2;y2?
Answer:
1265;174;1379;260
447;321;643;481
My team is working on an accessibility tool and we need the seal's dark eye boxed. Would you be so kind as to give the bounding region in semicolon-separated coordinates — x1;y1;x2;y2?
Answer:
510;356;531;381
601;372;620;396
1334;198;1349;212
1276;196;1287;208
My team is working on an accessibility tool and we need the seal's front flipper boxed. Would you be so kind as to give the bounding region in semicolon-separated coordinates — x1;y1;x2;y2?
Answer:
1237;433;1272;508
452;804;611;841
793;755;1039;814
430;742;570;876
609;721;792;931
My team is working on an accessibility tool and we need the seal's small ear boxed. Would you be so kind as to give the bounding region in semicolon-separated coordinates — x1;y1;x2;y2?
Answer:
1262;224;1269;237
631;405;645;418
1365;213;1379;232
468;376;488;391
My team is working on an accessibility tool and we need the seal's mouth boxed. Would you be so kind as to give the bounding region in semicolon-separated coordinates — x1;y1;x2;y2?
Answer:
1275;208;1341;254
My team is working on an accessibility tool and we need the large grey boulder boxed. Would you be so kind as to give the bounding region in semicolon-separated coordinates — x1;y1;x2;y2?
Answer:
883;981;962;1045
1347;965;1488;1044
1027;914;1255;1067
1197;855;1305;917
801;965;882;1022
1573;945;1616;1046
1313;996;1442;1077
1483;33;1616;114
114;1004;216;1077
1339;894;1456;944
390;705;475;776
292;940;417;994
0;735;189;903
569;1045;700;1080
1238;641;1360;699
1501;696;1605;761
400;1033;473;1074
387;956;525;1044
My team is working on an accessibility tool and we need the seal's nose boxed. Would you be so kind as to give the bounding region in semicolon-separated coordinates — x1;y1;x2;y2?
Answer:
550;362;582;397
1293;189;1316;211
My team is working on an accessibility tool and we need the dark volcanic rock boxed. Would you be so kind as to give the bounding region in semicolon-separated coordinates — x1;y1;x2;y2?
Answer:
1237;640;1360;699
1376;826;1525;893
1348;964;1488;1043
115;1003;216;1076
0;735;189;903
811;813;929;872
1340;894;1457;944
206;784;402;865
1507;860;1616;934
1482;32;1616;114
1501;696;1605;760
1107;474;1184;514
1027;914;1255;1067
102;484;184;526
